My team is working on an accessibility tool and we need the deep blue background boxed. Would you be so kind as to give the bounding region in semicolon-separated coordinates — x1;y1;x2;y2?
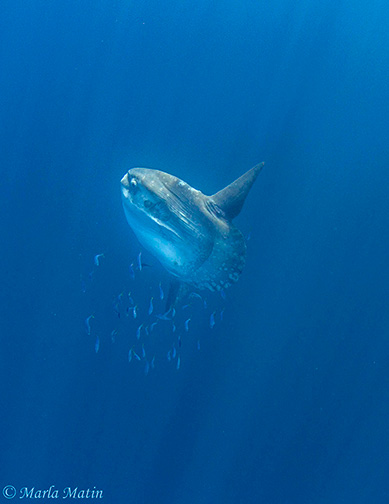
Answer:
1;1;389;502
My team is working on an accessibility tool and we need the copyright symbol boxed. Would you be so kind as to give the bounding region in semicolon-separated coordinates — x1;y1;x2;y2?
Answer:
2;486;16;499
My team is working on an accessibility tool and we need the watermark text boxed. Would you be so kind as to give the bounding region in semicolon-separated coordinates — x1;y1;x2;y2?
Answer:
2;485;103;499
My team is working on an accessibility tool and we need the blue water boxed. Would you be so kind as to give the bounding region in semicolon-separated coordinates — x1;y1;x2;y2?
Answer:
1;1;389;502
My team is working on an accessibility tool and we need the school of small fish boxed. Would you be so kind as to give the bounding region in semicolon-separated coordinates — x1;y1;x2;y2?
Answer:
83;251;227;373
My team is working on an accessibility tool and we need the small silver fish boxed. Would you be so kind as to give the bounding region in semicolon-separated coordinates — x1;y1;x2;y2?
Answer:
159;282;164;300
189;292;202;301
220;289;226;300
128;348;133;362
144;361;150;376
94;253;105;266
141;344;146;358
148;297;154;315
176;356;181;370
184;318;191;332
136;324;143;340
133;351;141;361
220;308;225;322
129;263;135;279
172;323;176;333
151;356;155;369
94;336;100;353
150;322;158;332
133;305;138;319
85;315;94;335
157;307;175;321
111;329;117;343
210;311;216;329
172;345;177;359
137;251;142;271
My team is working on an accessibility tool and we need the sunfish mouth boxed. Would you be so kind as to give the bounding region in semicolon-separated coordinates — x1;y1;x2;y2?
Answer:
120;173;131;188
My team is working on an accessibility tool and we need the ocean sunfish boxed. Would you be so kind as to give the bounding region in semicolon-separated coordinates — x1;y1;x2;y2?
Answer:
121;162;263;300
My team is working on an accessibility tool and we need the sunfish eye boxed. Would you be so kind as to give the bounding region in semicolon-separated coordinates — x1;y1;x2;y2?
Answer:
130;178;137;187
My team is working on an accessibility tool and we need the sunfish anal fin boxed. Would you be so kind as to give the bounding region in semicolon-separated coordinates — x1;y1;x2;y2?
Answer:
165;280;181;311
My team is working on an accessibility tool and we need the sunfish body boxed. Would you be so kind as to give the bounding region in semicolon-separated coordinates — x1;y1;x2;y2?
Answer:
121;163;263;293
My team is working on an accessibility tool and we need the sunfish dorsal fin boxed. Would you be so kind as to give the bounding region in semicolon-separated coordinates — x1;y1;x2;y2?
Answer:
210;162;264;220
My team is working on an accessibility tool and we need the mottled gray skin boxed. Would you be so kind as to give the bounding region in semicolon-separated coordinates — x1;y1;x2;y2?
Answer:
121;164;263;291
